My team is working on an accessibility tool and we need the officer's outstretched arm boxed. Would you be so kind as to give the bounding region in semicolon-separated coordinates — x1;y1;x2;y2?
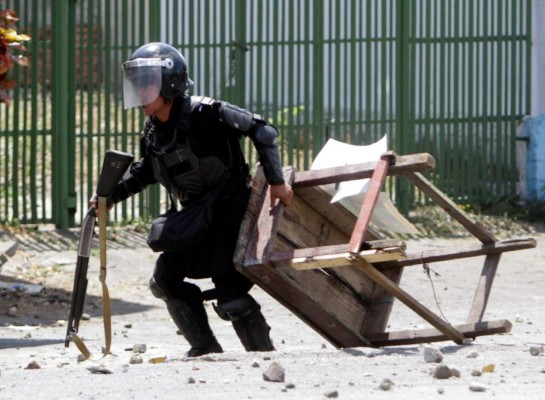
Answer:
216;101;283;183
215;100;293;208
250;124;285;185
251;123;294;209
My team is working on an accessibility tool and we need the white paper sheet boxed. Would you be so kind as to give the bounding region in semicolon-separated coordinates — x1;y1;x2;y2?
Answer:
310;136;419;234
311;136;388;202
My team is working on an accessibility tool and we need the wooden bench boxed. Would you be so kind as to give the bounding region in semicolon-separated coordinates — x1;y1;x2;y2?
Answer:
234;152;536;348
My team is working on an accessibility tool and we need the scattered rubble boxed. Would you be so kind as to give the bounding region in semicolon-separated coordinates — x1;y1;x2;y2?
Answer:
379;378;394;391
132;343;147;353
433;365;454;379
285;382;296;389
263;362;285;382
129;355;143;364
469;382;488;392
482;364;495;373
24;360;41;370
87;365;113;374
423;347;443;363
7;305;18;317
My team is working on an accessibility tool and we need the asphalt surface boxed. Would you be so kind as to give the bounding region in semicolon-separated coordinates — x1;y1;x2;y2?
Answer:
1;229;544;399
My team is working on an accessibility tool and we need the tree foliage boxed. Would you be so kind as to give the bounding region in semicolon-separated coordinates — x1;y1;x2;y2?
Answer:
0;7;30;105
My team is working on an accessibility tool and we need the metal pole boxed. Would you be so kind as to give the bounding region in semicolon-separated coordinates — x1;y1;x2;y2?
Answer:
313;0;325;158
51;0;77;228
395;0;411;214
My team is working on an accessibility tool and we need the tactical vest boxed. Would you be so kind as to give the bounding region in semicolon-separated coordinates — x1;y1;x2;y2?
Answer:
144;97;231;204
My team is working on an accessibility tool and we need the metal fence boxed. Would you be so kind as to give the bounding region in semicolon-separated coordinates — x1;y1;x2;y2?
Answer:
0;0;532;228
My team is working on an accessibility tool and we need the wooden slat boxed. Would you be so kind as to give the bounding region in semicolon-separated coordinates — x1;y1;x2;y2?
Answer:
287;181;403;333
275;185;403;334
295;186;361;237
349;153;393;253
293;153;436;188
277;193;349;249
294;185;383;240
363;240;406;250
270;240;407;266
242;262;372;348
367;319;512;347
374;238;536;268
234;167;296;267
402;171;497;243
233;167;269;268
276;247;406;271
349;256;466;345
243;238;377;348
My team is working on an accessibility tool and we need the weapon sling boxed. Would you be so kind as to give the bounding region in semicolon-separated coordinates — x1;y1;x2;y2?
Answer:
65;149;134;359
69;196;112;360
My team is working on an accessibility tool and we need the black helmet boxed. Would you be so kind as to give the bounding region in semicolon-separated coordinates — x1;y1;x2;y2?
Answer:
121;42;194;109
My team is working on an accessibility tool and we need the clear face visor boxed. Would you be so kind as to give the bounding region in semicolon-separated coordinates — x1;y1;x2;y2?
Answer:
122;58;171;109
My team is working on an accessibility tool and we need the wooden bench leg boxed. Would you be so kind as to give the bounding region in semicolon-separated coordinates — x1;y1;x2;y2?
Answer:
467;253;502;323
402;171;497;243
349;152;394;253
348;256;466;345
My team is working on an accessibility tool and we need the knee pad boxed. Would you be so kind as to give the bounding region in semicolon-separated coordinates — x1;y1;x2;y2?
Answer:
149;276;169;300
214;294;259;322
149;256;170;300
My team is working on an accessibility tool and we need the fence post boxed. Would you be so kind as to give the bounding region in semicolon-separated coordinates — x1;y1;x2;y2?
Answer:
51;0;77;228
148;1;161;42
233;0;247;107
313;0;325;158
395;0;411;215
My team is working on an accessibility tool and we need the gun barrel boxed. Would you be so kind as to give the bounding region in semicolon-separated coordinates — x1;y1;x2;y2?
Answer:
65;256;90;347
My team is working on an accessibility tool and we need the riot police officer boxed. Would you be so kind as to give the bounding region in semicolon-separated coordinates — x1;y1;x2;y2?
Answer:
94;42;293;357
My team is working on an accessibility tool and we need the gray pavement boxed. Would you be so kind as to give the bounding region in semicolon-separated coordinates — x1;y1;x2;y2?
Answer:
0;229;544;399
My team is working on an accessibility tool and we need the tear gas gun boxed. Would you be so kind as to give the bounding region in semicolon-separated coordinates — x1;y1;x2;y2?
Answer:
64;150;134;359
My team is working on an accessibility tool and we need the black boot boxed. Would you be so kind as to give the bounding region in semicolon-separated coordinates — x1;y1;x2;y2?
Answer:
214;295;275;352
166;299;223;357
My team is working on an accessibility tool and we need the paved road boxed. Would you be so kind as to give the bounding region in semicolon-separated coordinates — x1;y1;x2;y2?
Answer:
1;231;544;399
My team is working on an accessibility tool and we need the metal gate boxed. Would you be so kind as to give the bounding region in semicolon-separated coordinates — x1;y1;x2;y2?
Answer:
0;0;532;227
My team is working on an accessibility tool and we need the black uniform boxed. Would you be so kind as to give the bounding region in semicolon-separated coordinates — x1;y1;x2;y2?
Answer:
110;94;284;356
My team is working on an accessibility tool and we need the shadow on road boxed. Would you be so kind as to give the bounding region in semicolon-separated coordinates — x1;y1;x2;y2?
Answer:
1;275;157;333
0;338;64;349
1;226;148;253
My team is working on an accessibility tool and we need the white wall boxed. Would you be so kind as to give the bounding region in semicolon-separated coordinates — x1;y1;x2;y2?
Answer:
532;0;545;116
